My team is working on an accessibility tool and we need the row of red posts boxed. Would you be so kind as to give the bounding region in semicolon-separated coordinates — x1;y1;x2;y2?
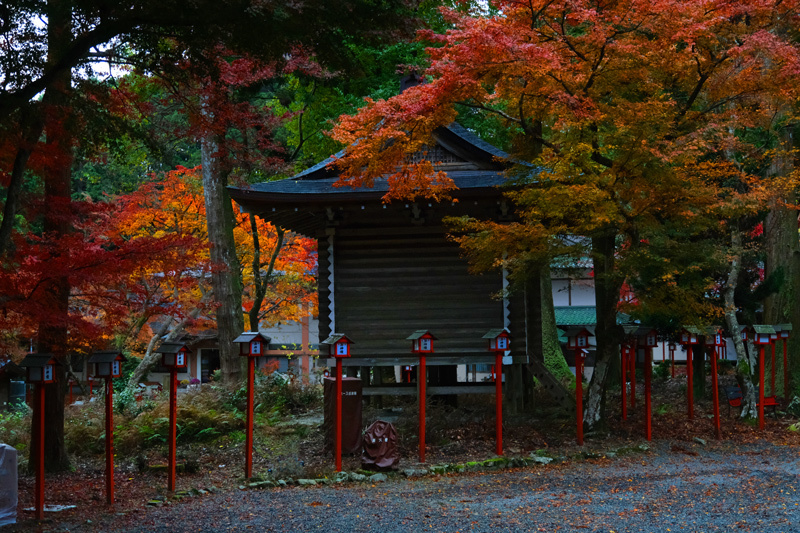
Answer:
18;322;792;516
18;351;126;519
320;328;511;470
615;323;792;446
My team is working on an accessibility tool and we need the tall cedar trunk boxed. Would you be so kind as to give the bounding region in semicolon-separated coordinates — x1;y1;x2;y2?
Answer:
201;131;244;385
763;127;799;398
34;0;72;472
541;265;572;382
585;232;623;429
724;229;758;417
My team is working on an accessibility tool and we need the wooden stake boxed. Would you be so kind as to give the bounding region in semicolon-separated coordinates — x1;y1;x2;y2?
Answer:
245;357;254;479
105;378;115;504
419;355;426;463
784;338;790;399
645;348;652;441
759;345;765;431
621;347;627;420
35;384;45;520
495;351;503;456
576;348;583;446
687;346;694;420
335;357;343;472
710;347;721;440
168;369;177;492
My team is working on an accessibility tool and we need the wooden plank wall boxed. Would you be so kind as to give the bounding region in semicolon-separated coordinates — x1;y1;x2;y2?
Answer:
316;204;512;360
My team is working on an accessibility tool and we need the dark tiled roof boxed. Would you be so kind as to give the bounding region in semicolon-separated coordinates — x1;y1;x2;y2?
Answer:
246;170;509;197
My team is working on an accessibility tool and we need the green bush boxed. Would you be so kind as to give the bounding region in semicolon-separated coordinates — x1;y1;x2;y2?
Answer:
653;361;670;381
0;408;31;452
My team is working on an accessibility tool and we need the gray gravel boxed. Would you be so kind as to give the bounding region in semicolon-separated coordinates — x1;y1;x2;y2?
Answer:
89;440;800;532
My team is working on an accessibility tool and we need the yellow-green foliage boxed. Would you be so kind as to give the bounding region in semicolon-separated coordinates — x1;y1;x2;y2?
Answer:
64;402;106;456
0;408;30;452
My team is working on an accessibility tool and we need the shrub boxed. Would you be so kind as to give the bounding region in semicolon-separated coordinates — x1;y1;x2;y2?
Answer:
64;402;106;456
0;408;31;452
653;361;670;381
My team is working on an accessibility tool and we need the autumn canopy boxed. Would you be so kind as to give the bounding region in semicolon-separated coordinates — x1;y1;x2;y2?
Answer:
332;0;800;425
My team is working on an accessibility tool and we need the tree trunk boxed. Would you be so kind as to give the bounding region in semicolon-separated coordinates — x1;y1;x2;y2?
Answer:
694;337;706;400
764;198;800;398
0;105;44;257
522;262;573;409
247;215;284;332
32;0;74;473
540;264;572;382
723;229;758;418
585;232;623;429
201;128;245;386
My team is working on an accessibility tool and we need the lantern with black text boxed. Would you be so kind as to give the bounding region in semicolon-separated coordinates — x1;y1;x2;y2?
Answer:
679;327;701;346
234;331;271;479
563;326;593;445
321;334;354;357
233;332;270;358
407;330;437;354
564;326;592;350
20;353;60;519
320;333;354;472
483;328;510;456
483;329;511;352
88;351;126;378
637;327;659;349
19;353;58;384
752;325;775;430
154;342;190;492
705;327;723;348
156;342;189;369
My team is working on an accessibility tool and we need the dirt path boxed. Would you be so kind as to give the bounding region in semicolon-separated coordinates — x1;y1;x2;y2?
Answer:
66;440;800;533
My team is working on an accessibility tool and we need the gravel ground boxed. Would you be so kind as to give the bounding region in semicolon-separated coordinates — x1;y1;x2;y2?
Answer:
71;440;800;533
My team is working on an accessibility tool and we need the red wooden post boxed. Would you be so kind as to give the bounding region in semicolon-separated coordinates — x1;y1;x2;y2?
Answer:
335;357;343;472
629;345;636;409
759;345;765;430
419;354;426;463
621;347;627;420
784;338;790;399
245;357;255;479
770;340;776;396
168;368;177;492
687;345;694;420
670;346;675;378
68;379;74;405
645;348;652;441
710;346;721;440
88;377;93;398
105;377;115;504
576;348;583;446
35;383;45;520
495;351;503;456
